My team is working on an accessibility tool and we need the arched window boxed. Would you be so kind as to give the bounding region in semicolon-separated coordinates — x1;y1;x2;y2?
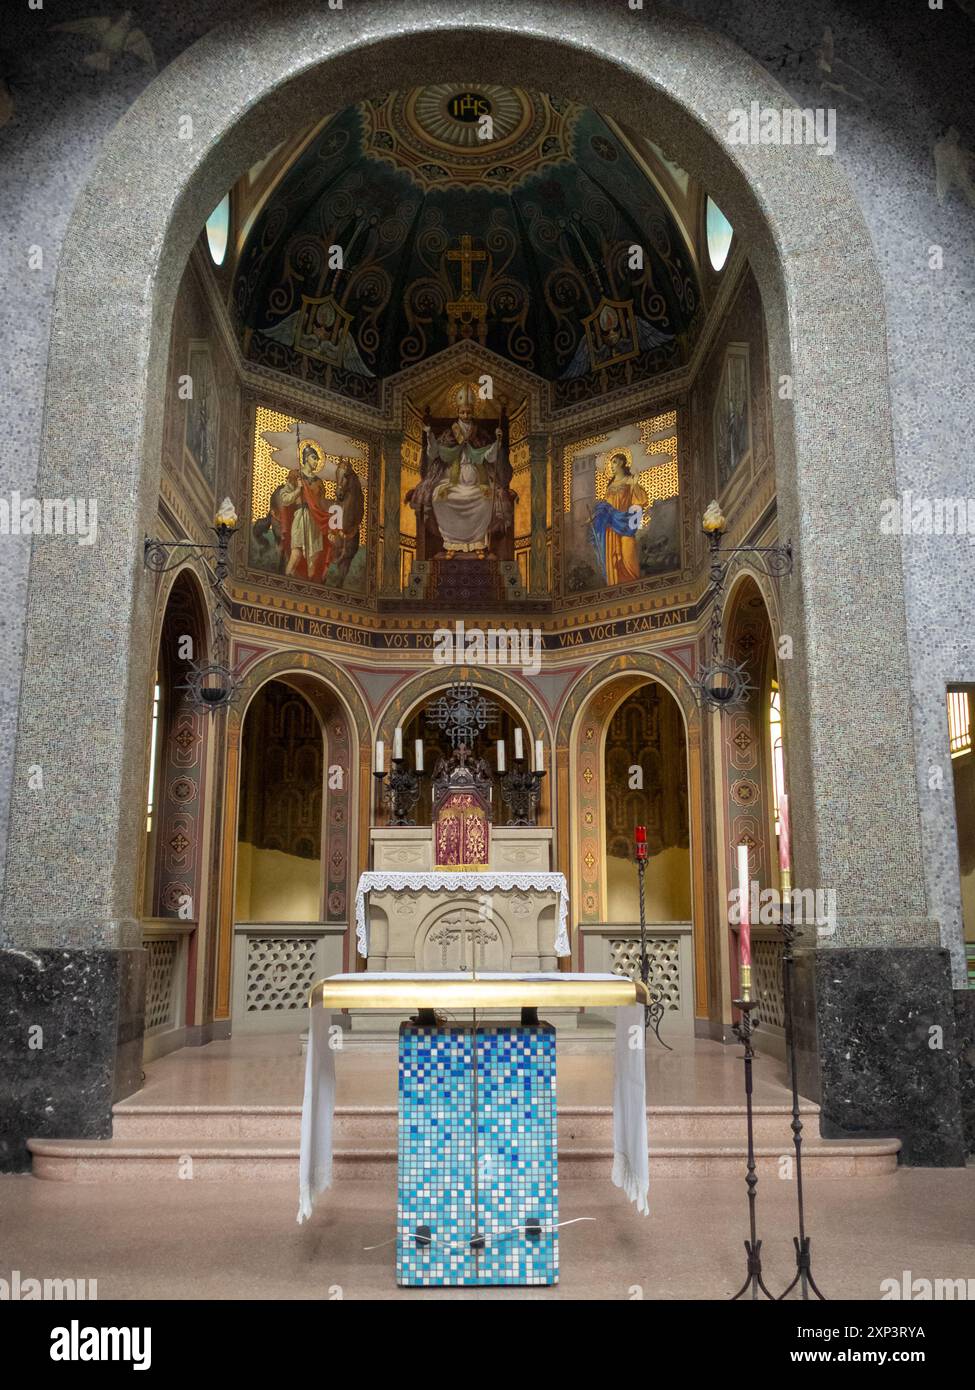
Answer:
769;678;786;844
706;196;733;272
205;194;230;266
146;674;161;835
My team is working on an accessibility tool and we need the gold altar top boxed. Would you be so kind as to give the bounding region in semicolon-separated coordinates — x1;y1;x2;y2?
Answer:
308;971;649;1011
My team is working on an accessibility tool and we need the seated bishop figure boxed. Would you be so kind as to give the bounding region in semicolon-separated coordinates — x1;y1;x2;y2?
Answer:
420;384;504;559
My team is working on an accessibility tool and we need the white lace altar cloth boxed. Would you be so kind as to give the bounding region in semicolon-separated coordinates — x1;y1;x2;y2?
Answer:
354;870;571;958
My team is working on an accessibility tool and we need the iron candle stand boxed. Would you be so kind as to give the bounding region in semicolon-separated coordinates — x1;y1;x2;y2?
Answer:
499;759;545;827
375;758;422;827
635;827;670;1050
730;973;775;1301
777;870;826;1301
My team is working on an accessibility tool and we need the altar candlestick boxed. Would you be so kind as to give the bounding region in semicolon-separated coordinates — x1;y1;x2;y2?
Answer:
534;738;544;772
497;740;506;773
393;726;403;760
375;740;385;775
415;739;424;772
514;727;524;761
737;843;752;971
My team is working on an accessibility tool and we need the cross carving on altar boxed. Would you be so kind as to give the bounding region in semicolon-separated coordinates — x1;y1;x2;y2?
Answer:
428;907;500;971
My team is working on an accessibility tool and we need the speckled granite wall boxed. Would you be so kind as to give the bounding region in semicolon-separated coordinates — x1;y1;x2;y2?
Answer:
0;0;971;1161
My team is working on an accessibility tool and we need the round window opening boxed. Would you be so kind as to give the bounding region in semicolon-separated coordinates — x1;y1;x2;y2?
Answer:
205;195;230;266
706;196;733;272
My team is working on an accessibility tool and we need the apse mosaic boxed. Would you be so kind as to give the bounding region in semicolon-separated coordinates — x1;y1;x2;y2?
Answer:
184;343;218;489
562;410;681;593
248;405;369;593
713;345;752;491
234;86;701;406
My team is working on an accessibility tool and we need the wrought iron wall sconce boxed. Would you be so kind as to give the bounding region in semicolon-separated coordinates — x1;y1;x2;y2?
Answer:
695;500;793;712
143;499;242;712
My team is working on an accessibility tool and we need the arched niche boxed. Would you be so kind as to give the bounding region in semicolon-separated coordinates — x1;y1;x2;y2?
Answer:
720;569;781;1011
139;565;215;1050
375;664;554;827
557;650;709;1019
141;566;213;923
235;678;324;925
214;650;370;1018
603;683;691;925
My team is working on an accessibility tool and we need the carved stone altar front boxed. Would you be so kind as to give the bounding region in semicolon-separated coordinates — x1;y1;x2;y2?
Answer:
367;826;556;973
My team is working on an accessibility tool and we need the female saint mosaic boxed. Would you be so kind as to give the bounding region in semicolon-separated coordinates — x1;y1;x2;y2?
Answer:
590;450;649;585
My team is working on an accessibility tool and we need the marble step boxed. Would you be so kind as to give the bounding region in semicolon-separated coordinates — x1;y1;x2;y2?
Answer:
108;1102;822;1146
28;1131;900;1182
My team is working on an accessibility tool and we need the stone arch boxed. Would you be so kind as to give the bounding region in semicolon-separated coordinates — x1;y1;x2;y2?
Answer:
1;0;928;984
140;565;217;1040
719;571;780;972
375;664;554;825
139;561;215;919
215;650;371;1014
556;650;709;1015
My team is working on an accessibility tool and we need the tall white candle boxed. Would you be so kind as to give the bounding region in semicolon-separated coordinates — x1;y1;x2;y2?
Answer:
393;726;403;760
415;738;424;772
736;843;751;967
514;727;524;761
375;739;384;774
534;738;544;772
779;792;791;873
497;740;506;773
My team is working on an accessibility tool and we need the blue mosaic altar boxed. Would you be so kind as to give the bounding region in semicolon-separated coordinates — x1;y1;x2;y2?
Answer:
396;1021;558;1286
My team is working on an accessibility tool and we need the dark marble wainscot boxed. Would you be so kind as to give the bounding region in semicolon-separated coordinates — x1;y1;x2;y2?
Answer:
0;946;146;1171
791;946;967;1167
953;987;975;1158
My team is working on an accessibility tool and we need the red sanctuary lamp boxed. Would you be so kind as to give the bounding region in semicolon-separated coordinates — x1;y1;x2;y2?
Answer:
635;824;648;861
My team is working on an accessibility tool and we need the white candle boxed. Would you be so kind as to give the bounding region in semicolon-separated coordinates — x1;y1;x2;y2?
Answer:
375;739;384;774
534;738;544;772
497;740;506;773
393;726;403;760
415;738;424;772
779;791;791;873
736;843;751;967
514;727;524;761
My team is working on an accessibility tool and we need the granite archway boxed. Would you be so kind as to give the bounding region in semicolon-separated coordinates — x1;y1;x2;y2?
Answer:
0;0;935;1152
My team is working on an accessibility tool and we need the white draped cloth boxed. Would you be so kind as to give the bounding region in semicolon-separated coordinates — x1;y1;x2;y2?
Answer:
297;1004;336;1223
612;1004;650;1215
353;870;571;959
296;972;649;1223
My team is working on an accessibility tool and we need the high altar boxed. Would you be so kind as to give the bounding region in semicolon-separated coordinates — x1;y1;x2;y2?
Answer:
364;824;561;974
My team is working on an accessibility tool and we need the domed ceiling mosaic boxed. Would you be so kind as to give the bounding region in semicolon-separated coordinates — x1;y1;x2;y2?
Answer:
234;85;702;408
